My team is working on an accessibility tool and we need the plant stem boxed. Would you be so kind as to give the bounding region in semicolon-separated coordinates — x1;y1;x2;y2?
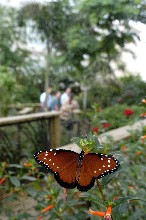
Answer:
96;180;106;202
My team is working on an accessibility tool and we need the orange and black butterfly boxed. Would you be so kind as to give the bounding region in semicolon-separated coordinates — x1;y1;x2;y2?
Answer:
34;149;120;192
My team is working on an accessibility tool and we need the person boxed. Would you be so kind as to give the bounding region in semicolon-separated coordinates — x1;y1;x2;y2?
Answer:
40;87;53;111
50;91;61;111
60;93;80;120
60;87;72;106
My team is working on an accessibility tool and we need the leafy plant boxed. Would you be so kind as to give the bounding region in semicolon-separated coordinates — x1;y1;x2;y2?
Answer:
1;132;145;219
81;104;146;135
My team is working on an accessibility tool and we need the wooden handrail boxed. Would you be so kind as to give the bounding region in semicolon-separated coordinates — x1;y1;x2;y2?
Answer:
60;119;146;152
7;103;41;114
99;118;146;143
0;112;60;126
8;103;41;109
0;111;61;148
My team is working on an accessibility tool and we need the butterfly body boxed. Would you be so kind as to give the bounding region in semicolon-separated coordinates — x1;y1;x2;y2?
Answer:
34;149;120;192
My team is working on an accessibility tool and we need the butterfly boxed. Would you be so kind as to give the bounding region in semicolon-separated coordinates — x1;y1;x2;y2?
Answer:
34;149;120;192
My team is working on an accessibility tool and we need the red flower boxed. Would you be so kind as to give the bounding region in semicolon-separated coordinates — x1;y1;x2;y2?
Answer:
88;209;105;217
92;127;99;133
124;109;134;116
113;195;119;201
88;205;112;219
41;204;55;213
37;216;43;220
0;177;6;185
121;145;128;151
135;151;143;156
103;123;111;129
46;195;53;200
23;163;32;167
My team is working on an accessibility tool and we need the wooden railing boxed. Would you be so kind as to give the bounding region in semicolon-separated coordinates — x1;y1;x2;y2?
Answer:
7;103;41;115
0;111;61;147
60;118;146;152
99;118;146;143
0;112;61;162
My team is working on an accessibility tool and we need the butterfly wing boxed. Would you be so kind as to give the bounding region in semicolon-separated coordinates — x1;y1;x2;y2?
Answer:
34;149;79;189
77;153;120;192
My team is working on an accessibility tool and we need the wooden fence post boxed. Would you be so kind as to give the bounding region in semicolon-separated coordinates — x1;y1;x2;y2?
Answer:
49;115;60;148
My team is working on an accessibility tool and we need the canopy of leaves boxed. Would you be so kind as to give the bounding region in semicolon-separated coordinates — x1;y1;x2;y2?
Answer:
19;0;146;74
1;1;146;114
0;6;30;69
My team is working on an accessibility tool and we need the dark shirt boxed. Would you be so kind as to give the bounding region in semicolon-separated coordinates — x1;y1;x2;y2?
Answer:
50;96;60;111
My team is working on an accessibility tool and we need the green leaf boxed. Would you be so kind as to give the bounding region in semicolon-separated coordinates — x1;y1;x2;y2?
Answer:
26;187;38;197
8;164;23;168
115;197;144;206
112;203;129;220
22;175;37;181
81;193;106;207
9;176;20;187
101;170;120;187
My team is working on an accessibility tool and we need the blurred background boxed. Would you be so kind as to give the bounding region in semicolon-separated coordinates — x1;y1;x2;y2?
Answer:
0;1;146;219
0;0;146;116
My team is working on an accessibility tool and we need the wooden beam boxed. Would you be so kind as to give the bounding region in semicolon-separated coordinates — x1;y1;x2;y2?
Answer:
60;119;146;151
99;119;146;143
49;116;60;148
0;112;61;127
18;107;33;115
8;103;41;109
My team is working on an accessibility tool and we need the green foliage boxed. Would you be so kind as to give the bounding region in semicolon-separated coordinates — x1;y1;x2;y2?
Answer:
0;5;44;113
19;1;73;51
84;74;146;108
19;0;146;87
0;1;146;113
1;2;146;217
0;6;29;68
119;74;146;105
72;133;103;152
0;120;50;163
83;104;145;133
0;130;145;219
0;66;21;116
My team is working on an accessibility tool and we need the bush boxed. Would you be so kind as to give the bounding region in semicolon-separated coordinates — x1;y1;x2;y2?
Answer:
0;132;146;219
85;74;146;108
81;104;145;134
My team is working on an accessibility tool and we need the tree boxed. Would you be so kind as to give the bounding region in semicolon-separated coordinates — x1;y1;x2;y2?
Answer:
0;6;30;72
18;0;146;108
19;0;146;79
0;6;43;110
